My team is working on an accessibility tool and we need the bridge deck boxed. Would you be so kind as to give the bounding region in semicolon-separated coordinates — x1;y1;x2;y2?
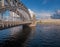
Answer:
0;21;31;30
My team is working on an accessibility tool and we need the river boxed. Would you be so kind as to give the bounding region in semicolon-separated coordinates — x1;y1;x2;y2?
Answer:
0;24;60;47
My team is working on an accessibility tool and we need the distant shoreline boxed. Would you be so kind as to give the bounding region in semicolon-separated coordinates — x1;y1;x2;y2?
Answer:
37;19;60;25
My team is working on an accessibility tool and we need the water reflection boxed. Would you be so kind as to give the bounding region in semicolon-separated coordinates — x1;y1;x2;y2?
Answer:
10;26;22;37
0;25;32;47
0;29;10;44
1;24;60;47
24;24;60;47
23;26;36;47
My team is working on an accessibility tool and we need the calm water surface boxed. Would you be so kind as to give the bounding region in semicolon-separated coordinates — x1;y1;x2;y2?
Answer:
0;24;60;47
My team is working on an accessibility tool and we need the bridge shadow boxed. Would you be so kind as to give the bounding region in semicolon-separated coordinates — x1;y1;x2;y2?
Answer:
0;25;32;47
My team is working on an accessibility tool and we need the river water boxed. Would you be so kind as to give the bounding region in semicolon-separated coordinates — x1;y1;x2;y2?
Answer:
0;24;60;47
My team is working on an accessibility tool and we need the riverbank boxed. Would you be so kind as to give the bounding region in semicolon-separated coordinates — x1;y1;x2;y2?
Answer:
37;19;60;25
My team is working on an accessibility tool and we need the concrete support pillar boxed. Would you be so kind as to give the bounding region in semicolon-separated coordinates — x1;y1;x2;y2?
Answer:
0;13;3;21
23;24;29;29
32;14;36;24
2;0;4;7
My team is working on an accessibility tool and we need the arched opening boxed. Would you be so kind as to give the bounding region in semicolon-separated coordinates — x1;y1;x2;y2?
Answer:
0;10;22;22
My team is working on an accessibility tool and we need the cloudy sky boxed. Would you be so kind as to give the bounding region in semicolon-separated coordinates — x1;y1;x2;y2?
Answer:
21;0;60;19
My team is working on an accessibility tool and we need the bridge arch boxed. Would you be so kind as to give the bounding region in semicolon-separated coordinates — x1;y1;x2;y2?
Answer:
0;0;31;22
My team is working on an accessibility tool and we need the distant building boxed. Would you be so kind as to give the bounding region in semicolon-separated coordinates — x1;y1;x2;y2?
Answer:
51;10;60;19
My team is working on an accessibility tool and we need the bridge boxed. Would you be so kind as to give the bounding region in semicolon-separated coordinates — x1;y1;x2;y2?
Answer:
0;0;36;30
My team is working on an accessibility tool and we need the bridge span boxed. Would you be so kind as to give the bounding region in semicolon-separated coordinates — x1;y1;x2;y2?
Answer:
0;21;31;30
0;0;36;30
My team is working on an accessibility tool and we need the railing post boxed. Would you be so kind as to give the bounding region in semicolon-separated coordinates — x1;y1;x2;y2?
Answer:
0;13;1;21
0;13;3;21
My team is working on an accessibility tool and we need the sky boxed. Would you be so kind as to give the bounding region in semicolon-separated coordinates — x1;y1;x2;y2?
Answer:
21;0;60;19
2;0;60;20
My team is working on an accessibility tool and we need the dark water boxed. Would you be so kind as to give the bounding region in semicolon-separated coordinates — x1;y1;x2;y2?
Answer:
0;24;60;47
